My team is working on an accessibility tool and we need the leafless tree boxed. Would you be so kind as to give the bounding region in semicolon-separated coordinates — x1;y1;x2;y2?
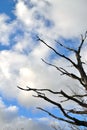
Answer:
18;31;87;128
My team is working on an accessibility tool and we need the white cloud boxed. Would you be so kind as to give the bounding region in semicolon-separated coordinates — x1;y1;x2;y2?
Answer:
0;0;87;128
0;0;86;107
0;97;53;130
14;0;87;39
0;98;18;124
0;14;12;45
48;0;87;37
15;1;33;26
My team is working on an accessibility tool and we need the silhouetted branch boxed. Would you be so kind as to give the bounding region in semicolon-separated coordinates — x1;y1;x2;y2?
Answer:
17;86;61;94
18;32;87;127
60;90;87;108
37;36;77;68
42;58;85;87
38;34;87;90
37;107;75;125
18;86;87;108
55;40;77;53
67;109;87;114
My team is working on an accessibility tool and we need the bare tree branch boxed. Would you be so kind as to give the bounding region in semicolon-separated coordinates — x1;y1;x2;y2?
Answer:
37;35;87;90
42;58;85;87
18;85;87;126
55;40;77;53
37;36;77;68
18;86;87;108
60;90;87;108
18;32;87;128
37;107;75;125
37;107;87;126
67;109;87;114
78;32;87;54
17;86;61;94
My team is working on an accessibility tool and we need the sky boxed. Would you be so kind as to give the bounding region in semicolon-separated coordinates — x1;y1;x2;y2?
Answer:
0;0;87;129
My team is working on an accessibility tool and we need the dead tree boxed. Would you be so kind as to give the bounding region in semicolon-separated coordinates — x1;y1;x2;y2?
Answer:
18;32;87;128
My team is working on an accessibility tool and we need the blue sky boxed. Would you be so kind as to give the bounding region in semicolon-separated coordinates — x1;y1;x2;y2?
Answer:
0;0;87;130
0;0;16;20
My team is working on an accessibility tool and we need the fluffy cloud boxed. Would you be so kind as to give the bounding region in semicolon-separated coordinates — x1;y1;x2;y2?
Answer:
0;0;87;129
0;97;53;130
0;14;15;45
14;0;87;38
48;0;87;37
0;0;87;107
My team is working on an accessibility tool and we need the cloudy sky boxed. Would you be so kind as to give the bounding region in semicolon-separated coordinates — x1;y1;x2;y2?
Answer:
0;0;87;129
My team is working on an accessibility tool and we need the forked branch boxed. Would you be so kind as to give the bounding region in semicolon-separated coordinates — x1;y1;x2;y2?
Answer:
18;32;87;127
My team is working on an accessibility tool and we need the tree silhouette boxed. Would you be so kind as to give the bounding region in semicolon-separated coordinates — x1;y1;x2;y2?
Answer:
18;31;87;128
